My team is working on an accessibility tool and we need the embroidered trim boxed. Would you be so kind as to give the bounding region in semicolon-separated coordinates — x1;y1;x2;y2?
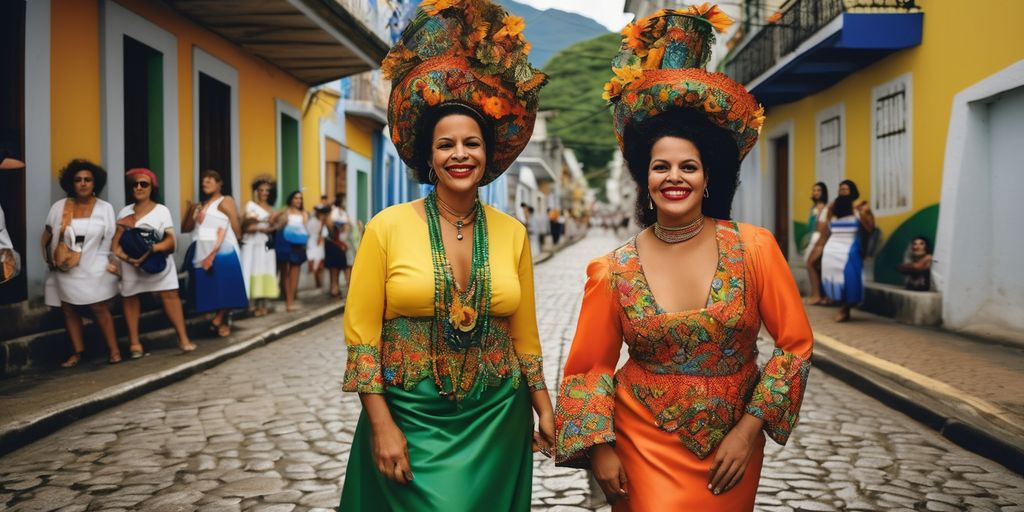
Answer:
554;372;616;468
342;344;385;393
517;353;546;391
745;347;811;445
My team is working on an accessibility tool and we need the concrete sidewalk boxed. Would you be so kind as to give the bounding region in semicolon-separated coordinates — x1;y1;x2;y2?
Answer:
0;291;343;455
806;303;1024;474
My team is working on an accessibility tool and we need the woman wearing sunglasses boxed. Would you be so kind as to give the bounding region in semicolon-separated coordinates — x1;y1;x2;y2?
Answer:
41;159;121;367
111;168;196;358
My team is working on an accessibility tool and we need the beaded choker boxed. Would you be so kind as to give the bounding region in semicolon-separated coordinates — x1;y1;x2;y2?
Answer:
653;215;705;244
425;191;491;354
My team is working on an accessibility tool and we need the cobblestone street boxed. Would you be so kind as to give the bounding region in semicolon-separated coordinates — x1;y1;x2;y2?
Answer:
1;231;1023;511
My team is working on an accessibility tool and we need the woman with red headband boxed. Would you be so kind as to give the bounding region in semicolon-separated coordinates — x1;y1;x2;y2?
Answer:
112;168;196;358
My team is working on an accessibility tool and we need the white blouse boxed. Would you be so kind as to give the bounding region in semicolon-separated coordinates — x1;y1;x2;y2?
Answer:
44;198;119;307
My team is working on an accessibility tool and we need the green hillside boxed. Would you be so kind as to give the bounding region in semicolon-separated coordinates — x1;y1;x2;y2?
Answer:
540;33;621;184
499;0;610;69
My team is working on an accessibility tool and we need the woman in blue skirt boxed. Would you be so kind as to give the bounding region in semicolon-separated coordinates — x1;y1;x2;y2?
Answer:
182;170;249;337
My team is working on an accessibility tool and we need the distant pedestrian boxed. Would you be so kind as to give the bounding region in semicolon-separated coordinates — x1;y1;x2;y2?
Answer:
42;159;121;367
275;191;308;312
803;182;829;304
307;205;329;290
324;194;351;298
897;236;932;291
182;170;248;337
240;176;280;317
112;168;195;357
820;195;874;322
549;207;563;245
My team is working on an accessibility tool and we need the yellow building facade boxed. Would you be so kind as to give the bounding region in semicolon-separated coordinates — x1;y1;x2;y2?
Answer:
726;0;1024;338
1;0;387;308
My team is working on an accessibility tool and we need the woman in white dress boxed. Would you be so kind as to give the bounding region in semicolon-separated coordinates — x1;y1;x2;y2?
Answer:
275;191;309;312
41;160;121;367
182;170;248;337
111;168;195;358
819;195;874;322
306;206;328;290
803;182;829;305
240;177;280;316
324;194;352;297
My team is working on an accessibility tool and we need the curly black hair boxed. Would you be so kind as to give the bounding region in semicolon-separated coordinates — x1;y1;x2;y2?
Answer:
622;108;740;227
411;102;495;184
251;176;278;206
58;159;107;197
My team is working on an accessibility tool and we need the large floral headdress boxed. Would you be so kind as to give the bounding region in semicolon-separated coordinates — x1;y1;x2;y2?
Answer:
383;0;547;185
606;3;765;160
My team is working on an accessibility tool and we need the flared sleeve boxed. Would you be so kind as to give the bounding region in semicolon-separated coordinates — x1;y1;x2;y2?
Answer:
341;218;387;393
554;256;623;468
743;225;813;445
509;224;546;390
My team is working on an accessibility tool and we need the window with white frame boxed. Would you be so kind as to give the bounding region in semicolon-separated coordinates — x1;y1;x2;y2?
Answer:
815;103;844;192
871;73;912;214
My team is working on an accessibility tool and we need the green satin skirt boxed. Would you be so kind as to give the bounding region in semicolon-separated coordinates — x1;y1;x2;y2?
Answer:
338;378;533;511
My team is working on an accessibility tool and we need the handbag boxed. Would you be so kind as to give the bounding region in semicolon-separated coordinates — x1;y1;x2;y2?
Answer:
282;224;309;246
53;200;87;272
120;227;168;274
0;248;20;284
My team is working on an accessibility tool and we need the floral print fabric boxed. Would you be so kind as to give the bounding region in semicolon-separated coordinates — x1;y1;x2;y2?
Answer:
555;221;812;464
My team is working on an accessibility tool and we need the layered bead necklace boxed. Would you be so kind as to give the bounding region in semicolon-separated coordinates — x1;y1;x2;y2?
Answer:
653;215;705;244
425;191;491;352
435;193;477;241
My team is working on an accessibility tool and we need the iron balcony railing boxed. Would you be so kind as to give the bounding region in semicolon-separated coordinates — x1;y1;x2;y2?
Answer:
724;0;918;86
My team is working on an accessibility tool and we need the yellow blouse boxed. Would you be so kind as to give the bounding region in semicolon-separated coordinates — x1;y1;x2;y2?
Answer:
342;201;545;397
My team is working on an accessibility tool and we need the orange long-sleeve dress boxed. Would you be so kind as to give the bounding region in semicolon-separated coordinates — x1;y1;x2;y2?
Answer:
554;220;813;511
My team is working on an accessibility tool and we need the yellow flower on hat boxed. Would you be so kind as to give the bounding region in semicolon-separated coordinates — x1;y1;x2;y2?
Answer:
422;0;457;16
750;105;766;131
602;79;624;102
494;15;525;41
612;65;643;86
687;2;733;32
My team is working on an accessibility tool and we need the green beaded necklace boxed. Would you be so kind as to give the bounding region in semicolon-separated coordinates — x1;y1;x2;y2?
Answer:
425;190;492;352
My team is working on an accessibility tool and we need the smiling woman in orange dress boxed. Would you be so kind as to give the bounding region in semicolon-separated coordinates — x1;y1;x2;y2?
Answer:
553;6;813;511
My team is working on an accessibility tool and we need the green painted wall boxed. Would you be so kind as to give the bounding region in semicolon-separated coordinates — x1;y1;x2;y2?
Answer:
873;204;940;285
146;53;164;187
280;113;299;203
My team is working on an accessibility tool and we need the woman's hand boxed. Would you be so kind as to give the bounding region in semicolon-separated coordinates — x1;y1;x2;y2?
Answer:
534;409;555;457
370;420;413;485
126;249;152;268
591;443;628;503
708;414;763;495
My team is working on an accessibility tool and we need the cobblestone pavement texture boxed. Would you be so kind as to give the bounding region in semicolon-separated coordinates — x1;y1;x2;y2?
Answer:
1;231;1023;511
803;302;1024;417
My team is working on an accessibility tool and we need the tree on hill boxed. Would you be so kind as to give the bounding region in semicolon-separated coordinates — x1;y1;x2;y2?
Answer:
540;33;621;187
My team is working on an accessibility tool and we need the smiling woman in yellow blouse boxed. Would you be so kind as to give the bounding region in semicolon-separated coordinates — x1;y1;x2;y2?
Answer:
338;1;554;510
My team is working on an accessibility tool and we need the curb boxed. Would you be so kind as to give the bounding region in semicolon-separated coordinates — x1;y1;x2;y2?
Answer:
0;301;343;457
812;333;1024;475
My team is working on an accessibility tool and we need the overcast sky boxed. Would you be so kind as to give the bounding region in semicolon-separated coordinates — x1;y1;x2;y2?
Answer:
512;0;635;32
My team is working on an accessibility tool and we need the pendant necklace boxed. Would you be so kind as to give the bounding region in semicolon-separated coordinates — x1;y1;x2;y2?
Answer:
435;194;478;241
654;215;705;244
